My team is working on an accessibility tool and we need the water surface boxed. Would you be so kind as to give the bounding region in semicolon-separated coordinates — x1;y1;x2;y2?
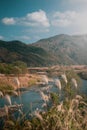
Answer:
0;79;87;113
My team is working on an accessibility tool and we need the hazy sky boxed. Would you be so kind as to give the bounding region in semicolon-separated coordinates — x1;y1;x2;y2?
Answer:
0;0;87;43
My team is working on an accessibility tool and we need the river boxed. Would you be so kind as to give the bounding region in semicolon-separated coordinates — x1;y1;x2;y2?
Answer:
0;79;87;113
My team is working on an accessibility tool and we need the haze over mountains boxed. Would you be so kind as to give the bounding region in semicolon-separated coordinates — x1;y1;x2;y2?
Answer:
0;34;87;66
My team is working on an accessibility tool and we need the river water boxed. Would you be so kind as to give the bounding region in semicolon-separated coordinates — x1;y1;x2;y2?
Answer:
0;79;87;113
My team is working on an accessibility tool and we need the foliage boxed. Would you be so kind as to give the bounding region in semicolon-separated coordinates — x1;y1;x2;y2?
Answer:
0;79;13;93
1;35;87;66
50;92;59;105
28;78;37;87
3;96;87;130
60;70;81;99
0;62;27;74
12;61;27;74
1;70;87;130
0;40;51;67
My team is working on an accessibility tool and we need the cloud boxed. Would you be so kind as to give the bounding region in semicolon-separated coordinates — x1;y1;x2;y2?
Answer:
52;11;77;27
66;0;87;3
2;17;16;25
26;10;50;27
51;10;87;34
61;0;87;5
2;10;50;27
52;19;70;27
0;35;4;40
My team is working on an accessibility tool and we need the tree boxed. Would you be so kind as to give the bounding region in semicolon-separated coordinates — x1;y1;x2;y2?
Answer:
12;61;27;74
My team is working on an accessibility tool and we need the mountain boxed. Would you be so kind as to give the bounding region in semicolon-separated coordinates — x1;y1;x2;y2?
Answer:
0;34;87;66
32;34;87;65
0;40;55;66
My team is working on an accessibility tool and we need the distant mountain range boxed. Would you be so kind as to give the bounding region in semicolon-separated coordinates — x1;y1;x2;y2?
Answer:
32;34;87;65
0;34;87;66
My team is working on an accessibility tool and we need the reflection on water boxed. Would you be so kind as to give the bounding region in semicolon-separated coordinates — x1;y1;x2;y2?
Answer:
79;79;87;95
0;79;87;113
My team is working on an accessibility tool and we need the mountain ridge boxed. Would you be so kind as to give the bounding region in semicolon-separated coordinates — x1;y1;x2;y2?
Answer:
0;40;56;66
32;34;87;65
0;34;87;66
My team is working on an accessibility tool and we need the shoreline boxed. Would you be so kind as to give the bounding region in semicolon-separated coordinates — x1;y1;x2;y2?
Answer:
0;73;41;91
0;65;87;92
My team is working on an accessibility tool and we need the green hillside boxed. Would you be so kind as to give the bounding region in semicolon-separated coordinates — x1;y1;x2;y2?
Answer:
0;34;87;66
0;40;53;66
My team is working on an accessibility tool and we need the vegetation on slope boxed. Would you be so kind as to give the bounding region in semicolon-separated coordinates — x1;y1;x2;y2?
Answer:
0;40;54;66
0;61;27;74
33;34;87;65
1;34;87;66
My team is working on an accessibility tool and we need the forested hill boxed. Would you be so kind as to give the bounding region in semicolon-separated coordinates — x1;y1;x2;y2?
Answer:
0;40;55;66
0;34;87;66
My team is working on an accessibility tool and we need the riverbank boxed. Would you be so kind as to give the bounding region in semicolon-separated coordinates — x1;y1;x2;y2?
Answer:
0;66;87;130
0;72;87;130
0;65;87;92
0;73;41;91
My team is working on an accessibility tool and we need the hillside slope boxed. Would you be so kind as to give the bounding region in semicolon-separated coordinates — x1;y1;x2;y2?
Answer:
32;34;87;65
0;34;87;66
0;40;55;66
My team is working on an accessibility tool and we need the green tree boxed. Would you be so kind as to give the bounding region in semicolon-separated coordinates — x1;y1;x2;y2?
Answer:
12;61;27;74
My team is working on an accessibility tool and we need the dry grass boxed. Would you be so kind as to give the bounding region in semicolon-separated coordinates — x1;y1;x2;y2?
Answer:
1;71;87;130
0;74;41;90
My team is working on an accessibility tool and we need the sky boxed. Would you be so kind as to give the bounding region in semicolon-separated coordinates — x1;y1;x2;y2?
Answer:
0;0;87;43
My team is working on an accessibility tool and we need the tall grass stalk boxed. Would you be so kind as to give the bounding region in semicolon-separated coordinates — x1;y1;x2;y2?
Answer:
2;71;87;130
